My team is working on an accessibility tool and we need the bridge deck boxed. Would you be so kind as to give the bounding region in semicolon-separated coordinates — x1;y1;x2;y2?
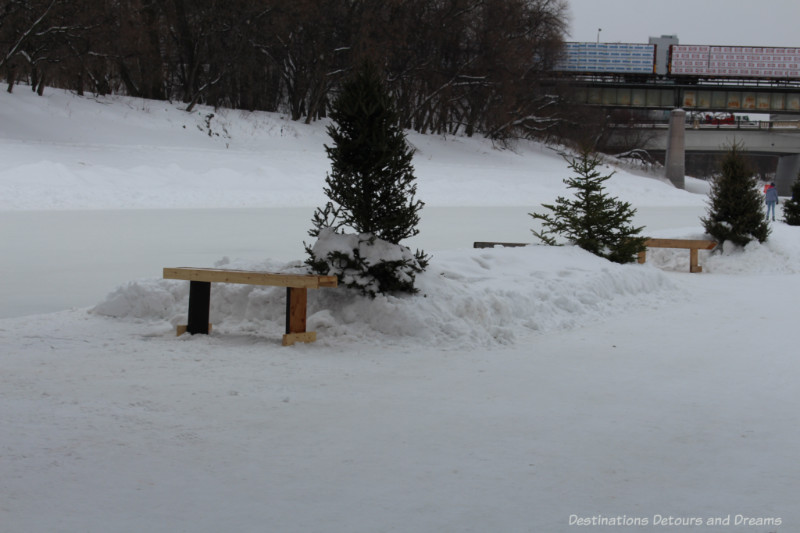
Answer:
567;82;800;115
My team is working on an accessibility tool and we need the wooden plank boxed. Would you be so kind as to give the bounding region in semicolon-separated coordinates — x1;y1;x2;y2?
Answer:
177;324;212;336
644;238;717;250
317;276;339;288
690;248;702;273
285;287;308;334
473;242;528;248
282;331;316;346
164;267;337;289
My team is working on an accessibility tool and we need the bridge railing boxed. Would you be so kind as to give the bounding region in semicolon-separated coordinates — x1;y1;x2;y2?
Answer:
620;119;800;130
762;120;800;129
688;120;800;130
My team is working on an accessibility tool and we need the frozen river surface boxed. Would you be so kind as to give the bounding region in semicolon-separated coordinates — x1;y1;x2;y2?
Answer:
0;205;705;318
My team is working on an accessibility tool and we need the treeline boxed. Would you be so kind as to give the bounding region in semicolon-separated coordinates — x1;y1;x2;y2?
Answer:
1;0;569;138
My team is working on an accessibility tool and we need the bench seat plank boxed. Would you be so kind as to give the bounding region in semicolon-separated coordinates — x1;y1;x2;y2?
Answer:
644;238;717;250
473;241;528;248
164;267;337;289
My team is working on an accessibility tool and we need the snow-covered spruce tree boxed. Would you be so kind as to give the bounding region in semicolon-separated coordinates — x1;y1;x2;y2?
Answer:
306;62;429;297
782;172;800;225
529;151;647;264
701;143;769;246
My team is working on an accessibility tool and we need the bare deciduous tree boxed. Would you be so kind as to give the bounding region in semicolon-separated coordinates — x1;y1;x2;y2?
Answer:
1;0;570;141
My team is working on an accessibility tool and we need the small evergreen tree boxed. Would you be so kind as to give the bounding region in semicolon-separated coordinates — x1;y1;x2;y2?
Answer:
310;62;424;244
701;143;769;245
782;172;800;225
306;62;429;296
530;151;647;264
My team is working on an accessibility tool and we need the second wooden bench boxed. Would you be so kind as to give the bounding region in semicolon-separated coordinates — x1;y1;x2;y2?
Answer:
637;238;717;273
473;241;528;248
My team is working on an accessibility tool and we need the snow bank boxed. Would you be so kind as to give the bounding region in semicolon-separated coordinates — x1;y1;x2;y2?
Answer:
703;224;800;275
93;246;676;349
0;87;704;210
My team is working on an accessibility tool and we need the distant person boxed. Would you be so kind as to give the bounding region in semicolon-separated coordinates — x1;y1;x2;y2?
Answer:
765;182;779;221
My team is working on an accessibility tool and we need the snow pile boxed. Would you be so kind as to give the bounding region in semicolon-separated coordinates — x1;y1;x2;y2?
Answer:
93;245;675;349
309;229;421;269
703;223;800;275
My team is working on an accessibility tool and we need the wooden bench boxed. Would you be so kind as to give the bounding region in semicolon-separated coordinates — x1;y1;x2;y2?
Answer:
637;238;717;273
163;267;337;346
473;241;528;248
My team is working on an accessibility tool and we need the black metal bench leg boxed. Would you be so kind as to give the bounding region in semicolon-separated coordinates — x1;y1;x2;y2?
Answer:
187;281;211;334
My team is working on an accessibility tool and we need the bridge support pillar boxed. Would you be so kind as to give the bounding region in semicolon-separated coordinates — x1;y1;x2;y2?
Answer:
664;109;686;189
775;154;800;197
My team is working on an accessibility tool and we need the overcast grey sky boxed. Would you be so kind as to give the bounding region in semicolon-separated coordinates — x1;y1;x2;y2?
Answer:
567;0;800;47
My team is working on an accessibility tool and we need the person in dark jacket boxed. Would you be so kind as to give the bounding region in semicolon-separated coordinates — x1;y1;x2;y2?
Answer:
765;182;779;221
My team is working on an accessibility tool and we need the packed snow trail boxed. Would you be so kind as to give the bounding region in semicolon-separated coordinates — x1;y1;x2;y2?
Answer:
1;270;797;532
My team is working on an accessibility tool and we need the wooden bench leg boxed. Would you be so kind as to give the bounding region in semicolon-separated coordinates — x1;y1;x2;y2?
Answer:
689;248;702;273
185;280;211;335
637;250;647;264
283;287;316;346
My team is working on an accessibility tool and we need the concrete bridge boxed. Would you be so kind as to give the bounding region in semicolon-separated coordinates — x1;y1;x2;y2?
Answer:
561;80;800;193
572;82;800;115
606;119;800;194
633;122;800;153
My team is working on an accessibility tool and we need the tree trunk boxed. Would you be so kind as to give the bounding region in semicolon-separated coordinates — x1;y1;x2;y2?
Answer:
7;66;16;93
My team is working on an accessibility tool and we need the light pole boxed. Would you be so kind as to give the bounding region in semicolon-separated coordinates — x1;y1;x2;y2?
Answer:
597;28;602;44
